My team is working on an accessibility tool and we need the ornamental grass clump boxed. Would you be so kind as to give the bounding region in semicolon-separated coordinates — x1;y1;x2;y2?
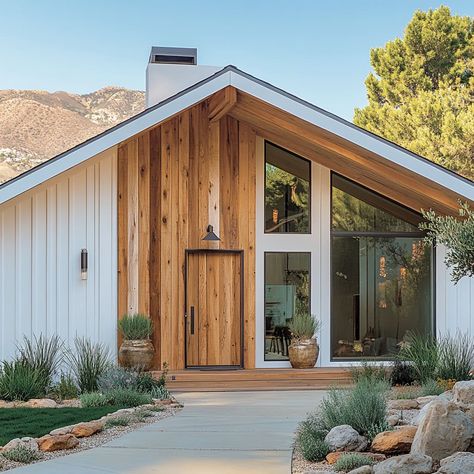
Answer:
0;359;44;401
50;373;79;401
119;314;153;340
333;453;375;472
66;337;111;393
349;360;389;384
17;334;63;392
288;313;319;342
437;331;474;382
105;388;152;407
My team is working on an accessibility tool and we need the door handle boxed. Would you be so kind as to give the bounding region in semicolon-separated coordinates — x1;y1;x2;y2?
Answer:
190;306;195;335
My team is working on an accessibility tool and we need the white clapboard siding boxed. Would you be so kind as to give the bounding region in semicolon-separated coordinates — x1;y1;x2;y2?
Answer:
436;245;474;337
0;148;117;362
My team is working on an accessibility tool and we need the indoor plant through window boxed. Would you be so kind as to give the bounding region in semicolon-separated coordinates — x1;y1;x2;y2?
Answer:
118;314;154;370
288;313;320;368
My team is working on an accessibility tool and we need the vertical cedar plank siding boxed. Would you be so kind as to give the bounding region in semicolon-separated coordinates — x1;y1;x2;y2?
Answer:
117;101;256;369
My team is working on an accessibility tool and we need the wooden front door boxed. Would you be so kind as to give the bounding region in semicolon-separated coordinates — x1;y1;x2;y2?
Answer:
185;250;243;368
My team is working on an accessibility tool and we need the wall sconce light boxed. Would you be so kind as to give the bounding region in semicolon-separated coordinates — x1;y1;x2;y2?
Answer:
202;224;220;241
81;249;88;280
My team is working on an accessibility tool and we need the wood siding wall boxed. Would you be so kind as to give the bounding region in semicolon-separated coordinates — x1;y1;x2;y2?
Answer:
118;101;256;370
0;149;117;361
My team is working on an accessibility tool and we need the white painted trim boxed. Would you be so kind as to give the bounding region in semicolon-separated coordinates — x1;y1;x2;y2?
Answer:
1;67;472;206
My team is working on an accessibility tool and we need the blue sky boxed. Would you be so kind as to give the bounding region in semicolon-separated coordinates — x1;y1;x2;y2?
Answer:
0;1;472;119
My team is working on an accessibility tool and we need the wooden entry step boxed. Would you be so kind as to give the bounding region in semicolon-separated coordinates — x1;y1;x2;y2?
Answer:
161;367;352;392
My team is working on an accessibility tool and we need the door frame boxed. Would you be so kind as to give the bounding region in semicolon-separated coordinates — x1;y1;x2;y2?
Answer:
184;248;245;369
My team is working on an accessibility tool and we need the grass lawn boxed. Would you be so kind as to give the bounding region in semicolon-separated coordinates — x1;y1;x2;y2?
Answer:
0;406;124;446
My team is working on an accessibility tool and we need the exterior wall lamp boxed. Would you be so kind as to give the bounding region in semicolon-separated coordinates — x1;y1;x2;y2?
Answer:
202;224;220;241
81;249;88;280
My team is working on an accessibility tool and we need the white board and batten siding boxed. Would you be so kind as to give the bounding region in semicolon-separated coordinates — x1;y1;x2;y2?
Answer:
436;245;474;338
0;148;117;362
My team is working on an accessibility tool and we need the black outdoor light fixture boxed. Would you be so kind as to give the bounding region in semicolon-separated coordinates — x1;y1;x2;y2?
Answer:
81;249;88;280
202;224;220;241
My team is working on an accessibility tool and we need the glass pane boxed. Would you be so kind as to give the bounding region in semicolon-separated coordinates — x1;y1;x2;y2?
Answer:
332;175;421;233
331;236;432;360
265;252;311;361
265;142;310;233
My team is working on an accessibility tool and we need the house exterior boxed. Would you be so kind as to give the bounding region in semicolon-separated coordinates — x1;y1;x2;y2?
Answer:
0;47;473;371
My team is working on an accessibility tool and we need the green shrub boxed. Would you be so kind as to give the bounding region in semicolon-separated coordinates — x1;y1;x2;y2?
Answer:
0;360;44;401
119;314;153;340
390;386;421;400
398;332;439;383
288;313;319;341
296;415;329;462
420;379;444;396
50;373;79;401
133;408;154;421
2;445;42;463
66;337;110;393
105;416;131;428
349;361;389;384
333;453;375;472
135;371;164;392
80;391;109;408
17;334;63;392
390;359;417;386
105;388;152;407
98;366;140;392
319;379;389;437
438;332;474;382
150;385;170;400
366;420;392;443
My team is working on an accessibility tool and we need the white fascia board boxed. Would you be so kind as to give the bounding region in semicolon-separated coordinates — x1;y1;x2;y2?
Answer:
229;71;474;201
0;71;232;205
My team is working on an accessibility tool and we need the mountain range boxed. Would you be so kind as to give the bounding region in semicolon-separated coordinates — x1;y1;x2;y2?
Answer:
0;87;145;183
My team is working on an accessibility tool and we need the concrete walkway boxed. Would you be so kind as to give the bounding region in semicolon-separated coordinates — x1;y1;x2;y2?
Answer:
11;391;325;474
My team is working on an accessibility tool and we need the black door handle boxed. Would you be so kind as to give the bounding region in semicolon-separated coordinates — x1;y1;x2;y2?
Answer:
190;306;195;335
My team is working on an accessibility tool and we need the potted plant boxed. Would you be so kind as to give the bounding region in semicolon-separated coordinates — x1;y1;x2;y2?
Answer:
118;314;154;370
288;312;320;369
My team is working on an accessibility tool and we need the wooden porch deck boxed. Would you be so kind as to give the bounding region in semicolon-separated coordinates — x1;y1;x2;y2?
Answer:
162;367;352;392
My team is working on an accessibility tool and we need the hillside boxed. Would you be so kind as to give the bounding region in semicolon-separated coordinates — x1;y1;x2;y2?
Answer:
0;87;145;183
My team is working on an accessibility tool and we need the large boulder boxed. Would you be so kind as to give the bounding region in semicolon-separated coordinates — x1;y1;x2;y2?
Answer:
373;453;433;474
324;425;368;452
416;396;438;408
411;399;474;462
371;426;417;454
435;452;474;473
37;434;79;452
413;401;434;426
2;437;39;453
348;466;374;474
453;381;474;406
70;421;103;438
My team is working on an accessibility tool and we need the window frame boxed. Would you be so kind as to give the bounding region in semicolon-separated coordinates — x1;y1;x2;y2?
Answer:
264;141;312;235
329;172;436;362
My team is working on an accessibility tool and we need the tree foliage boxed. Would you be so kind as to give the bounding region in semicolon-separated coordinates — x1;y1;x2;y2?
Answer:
420;203;474;283
354;6;474;179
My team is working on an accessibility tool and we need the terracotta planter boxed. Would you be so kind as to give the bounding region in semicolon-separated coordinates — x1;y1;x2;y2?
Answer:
288;338;319;369
119;339;155;370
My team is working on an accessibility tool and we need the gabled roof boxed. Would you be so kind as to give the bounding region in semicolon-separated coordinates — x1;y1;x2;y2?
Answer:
1;66;472;206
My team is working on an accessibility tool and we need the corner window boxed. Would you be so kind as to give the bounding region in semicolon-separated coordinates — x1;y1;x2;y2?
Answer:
331;174;433;360
264;252;311;361
265;142;310;233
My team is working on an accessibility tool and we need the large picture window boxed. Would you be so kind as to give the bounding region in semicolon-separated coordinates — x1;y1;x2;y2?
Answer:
265;142;310;233
331;174;433;360
264;252;311;361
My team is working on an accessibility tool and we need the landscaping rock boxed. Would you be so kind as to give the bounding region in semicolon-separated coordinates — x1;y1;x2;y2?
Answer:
373;453;433;474
453;381;474;406
388;399;419;410
70;421;104;437
435;452;474;473
371;426;417;454
440;390;453;401
411;399;474;462
60;399;81;408
326;451;386;464
324;425;368;452
37;434;79;452
413;401;434;426
0;400;15;408
348;467;374;474
2;437;39;453
25;398;57;408
49;425;73;436
416;396;438;408
387;414;400;427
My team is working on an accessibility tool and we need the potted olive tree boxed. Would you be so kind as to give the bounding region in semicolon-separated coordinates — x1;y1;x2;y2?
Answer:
118;314;154;370
288;312;320;369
